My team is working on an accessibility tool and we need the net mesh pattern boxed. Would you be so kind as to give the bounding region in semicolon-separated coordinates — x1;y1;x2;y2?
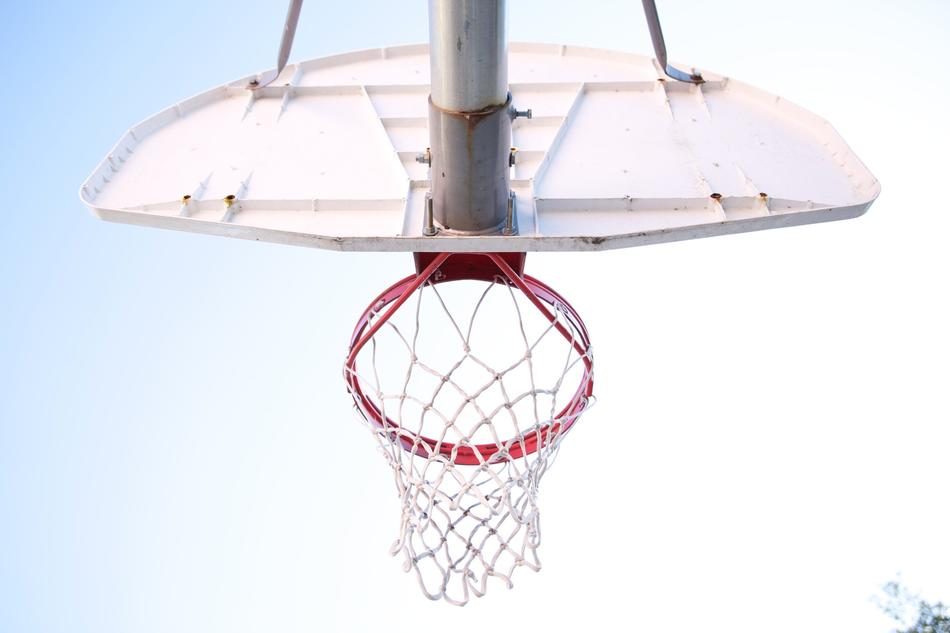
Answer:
345;271;593;605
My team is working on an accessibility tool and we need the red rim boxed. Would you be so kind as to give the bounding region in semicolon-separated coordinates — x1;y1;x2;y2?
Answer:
344;253;593;466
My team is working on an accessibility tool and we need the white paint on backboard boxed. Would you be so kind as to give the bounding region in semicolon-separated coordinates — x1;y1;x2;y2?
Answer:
80;43;879;252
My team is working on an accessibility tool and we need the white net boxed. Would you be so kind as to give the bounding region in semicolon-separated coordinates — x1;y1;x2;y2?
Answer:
344;257;593;605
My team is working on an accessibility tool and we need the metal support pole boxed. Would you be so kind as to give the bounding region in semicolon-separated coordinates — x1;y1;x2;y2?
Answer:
427;0;512;235
429;0;508;111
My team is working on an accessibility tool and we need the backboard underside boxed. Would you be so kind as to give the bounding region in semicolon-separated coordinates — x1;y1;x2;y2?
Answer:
80;43;879;252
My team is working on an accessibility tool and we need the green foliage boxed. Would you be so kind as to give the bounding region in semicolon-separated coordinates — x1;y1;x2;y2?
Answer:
877;580;950;633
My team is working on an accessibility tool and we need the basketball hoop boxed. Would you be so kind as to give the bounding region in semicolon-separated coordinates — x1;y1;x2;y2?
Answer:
81;0;878;607
344;252;593;604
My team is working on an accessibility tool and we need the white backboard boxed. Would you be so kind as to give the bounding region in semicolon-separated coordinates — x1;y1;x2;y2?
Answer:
80;42;879;252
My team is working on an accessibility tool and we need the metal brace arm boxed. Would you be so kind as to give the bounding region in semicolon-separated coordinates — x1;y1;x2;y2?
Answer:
248;0;304;89
640;0;703;83
248;0;700;88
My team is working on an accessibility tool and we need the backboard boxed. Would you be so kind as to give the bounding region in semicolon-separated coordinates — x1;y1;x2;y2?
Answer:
79;42;879;252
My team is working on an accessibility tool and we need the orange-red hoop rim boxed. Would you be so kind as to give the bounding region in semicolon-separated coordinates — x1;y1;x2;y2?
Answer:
344;253;593;466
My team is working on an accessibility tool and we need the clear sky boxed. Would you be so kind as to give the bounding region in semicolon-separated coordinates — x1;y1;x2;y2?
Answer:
1;1;948;631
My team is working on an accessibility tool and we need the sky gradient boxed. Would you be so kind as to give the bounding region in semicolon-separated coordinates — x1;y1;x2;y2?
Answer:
2;1;948;631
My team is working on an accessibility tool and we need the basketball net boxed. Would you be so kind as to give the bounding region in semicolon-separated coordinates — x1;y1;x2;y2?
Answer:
344;253;594;605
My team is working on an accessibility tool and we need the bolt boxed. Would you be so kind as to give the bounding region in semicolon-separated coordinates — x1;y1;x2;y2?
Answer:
503;192;515;236
423;193;438;236
415;148;431;166
512;108;532;120
509;147;518;167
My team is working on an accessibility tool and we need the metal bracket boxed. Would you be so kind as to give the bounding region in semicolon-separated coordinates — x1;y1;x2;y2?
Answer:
640;0;704;84
248;0;304;89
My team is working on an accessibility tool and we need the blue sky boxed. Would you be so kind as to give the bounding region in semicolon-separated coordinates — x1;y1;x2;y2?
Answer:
2;1;949;631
